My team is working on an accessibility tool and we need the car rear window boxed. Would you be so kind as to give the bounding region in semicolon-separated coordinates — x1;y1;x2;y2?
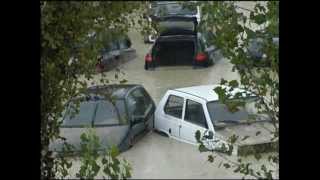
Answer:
62;101;96;127
93;100;128;126
153;2;197;17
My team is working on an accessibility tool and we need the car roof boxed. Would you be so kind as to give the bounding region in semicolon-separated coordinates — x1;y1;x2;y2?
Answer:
173;85;248;102
87;84;141;99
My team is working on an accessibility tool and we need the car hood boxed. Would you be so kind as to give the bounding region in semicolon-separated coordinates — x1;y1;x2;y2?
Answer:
49;125;130;153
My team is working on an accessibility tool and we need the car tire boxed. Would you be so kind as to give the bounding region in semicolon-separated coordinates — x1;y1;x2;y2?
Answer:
204;61;209;68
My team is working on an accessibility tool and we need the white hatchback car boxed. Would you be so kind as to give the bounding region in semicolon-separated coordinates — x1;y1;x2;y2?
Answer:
154;85;275;154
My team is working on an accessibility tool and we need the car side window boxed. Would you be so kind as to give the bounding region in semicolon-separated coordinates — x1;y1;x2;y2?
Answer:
184;99;208;129
127;88;152;118
164;95;183;119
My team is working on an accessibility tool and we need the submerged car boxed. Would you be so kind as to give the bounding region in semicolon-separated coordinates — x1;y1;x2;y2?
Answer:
50;84;155;154
154;85;276;155
143;1;200;44
246;36;279;67
96;35;136;72
144;14;221;70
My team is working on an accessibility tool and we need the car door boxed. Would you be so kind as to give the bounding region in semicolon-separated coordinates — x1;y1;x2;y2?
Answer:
179;98;209;145
126;87;155;137
158;94;184;138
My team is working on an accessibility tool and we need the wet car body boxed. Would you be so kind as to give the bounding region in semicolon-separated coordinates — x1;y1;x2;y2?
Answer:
50;84;156;154
154;85;276;155
246;36;279;67
144;7;221;70
96;35;136;72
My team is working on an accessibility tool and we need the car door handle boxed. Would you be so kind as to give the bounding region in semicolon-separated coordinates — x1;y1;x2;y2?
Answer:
179;125;182;128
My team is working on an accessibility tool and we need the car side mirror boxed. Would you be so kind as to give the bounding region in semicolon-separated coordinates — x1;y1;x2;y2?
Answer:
214;122;227;130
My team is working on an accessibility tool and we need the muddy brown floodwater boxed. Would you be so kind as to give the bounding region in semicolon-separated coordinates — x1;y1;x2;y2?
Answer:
72;2;278;178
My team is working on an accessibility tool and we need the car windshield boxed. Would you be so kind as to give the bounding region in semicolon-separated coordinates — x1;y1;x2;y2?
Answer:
93;100;128;126
152;2;197;17
62;101;96;127
207;97;269;124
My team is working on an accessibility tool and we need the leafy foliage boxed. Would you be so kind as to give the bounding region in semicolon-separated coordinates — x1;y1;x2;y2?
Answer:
41;1;143;178
76;129;131;179
195;1;279;179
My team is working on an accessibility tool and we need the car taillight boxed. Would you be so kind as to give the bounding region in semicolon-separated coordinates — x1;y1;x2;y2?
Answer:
145;53;152;62
195;52;207;62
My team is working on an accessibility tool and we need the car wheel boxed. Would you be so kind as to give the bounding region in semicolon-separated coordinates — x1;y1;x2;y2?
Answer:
204;61;209;68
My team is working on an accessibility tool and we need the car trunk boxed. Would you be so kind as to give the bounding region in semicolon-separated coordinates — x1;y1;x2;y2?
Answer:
154;37;196;66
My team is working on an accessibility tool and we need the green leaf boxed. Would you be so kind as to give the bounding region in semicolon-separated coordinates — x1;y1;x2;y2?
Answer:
256;131;261;136
110;145;120;157
120;79;127;84
220;78;228;85
195;130;201;142
223;163;231;169
254;153;262;161
228;134;239;144
208;155;215;163
80;133;88;142
198;144;207;152
241;136;250;141
101;157;107;164
228;80;239;88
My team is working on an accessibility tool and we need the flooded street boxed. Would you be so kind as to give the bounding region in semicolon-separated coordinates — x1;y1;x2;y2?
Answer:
86;28;240;104
74;27;278;179
72;2;278;179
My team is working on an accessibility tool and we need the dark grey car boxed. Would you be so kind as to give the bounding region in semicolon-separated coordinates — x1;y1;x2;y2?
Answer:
49;84;156;153
96;36;136;72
